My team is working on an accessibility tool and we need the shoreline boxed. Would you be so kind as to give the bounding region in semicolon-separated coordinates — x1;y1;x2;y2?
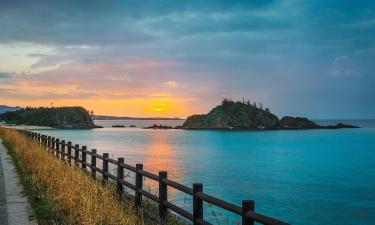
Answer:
0;124;54;130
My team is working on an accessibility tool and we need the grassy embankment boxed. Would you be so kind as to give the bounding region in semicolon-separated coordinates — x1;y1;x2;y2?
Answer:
0;127;138;225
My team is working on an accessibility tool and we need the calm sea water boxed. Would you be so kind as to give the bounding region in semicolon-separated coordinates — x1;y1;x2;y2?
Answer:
34;119;375;225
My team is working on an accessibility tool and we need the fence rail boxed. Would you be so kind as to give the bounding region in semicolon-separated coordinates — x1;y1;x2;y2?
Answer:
20;130;290;225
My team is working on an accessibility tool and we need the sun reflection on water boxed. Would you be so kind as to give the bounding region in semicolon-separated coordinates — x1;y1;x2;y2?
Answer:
141;131;183;194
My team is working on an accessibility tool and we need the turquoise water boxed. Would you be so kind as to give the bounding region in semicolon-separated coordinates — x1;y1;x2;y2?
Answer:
34;120;375;225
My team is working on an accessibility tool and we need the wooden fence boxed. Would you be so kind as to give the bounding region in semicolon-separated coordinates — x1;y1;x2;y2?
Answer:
21;130;290;225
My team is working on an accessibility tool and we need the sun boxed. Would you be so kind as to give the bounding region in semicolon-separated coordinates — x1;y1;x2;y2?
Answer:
151;102;167;112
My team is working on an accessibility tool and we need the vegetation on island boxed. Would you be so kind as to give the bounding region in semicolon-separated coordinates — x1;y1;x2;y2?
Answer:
183;99;358;130
0;106;97;129
183;98;279;129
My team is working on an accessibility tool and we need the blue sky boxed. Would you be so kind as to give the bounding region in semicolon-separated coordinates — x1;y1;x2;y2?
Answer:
0;0;374;118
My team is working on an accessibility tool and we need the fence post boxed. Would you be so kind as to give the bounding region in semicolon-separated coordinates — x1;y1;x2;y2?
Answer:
43;135;46;147
102;153;109;185
117;158;124;198
61;140;65;160
242;200;255;225
55;138;60;158
67;141;72;164
91;149;97;180
47;136;51;151
74;144;80;166
82;146;87;170
193;183;203;225
135;163;143;210
159;171;168;223
51;137;55;153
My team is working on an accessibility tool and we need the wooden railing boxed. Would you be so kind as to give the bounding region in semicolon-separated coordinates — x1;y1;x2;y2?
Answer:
21;130;290;225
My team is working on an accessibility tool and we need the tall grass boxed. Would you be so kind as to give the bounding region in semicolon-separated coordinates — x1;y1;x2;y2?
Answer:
0;128;138;225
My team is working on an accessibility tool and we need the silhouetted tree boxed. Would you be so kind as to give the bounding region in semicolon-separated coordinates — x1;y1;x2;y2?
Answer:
222;98;233;105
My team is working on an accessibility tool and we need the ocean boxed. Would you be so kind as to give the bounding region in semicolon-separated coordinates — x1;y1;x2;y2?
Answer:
34;119;375;225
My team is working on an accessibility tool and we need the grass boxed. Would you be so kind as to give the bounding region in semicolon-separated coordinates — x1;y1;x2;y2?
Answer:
0;128;138;225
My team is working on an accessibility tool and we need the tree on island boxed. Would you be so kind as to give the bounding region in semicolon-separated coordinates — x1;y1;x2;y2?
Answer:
221;98;268;111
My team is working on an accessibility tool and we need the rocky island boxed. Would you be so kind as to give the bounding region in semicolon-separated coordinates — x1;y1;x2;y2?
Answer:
182;99;358;130
144;124;176;129
112;125;126;128
0;106;98;129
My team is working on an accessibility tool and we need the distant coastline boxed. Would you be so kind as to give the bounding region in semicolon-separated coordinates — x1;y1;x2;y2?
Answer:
94;115;185;120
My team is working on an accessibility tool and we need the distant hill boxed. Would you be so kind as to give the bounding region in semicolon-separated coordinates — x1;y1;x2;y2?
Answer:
0;107;96;129
183;99;358;130
94;115;184;120
0;105;22;114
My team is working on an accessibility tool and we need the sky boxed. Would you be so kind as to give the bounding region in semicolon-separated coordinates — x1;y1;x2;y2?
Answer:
0;0;374;119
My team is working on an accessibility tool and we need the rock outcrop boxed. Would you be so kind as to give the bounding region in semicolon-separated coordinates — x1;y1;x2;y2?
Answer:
279;116;318;129
144;124;175;129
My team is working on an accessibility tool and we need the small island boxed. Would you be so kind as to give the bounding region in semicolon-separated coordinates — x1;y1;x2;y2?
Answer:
112;125;126;128
144;124;175;129
0;106;98;129
182;99;358;130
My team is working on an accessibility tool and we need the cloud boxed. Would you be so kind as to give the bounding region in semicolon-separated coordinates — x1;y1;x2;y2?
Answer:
330;56;361;77
0;72;13;78
163;81;179;88
0;0;375;118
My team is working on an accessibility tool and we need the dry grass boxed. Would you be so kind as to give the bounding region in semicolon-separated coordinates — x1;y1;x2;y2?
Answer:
0;128;138;225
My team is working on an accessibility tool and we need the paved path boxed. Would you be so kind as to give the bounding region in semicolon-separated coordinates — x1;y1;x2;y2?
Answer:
0;139;37;225
0;139;8;225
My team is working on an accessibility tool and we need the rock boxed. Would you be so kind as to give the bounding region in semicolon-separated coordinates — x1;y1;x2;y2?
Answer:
335;123;358;128
323;123;359;129
144;124;174;129
112;125;125;128
279;116;318;129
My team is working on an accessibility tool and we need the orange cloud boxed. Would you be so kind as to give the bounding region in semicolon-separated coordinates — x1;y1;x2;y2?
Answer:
0;59;209;118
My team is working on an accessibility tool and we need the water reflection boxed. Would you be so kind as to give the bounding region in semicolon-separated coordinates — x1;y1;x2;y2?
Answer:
141;131;183;193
